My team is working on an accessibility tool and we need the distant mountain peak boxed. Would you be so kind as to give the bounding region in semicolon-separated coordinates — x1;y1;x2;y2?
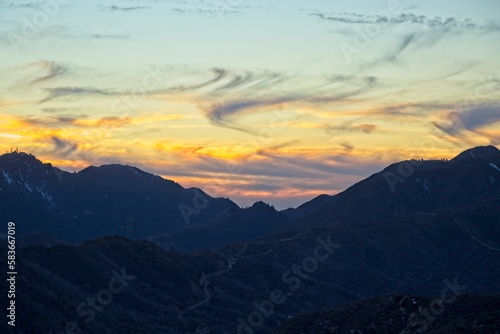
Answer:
451;145;500;162
250;201;276;211
80;164;145;173
0;151;57;178
0;151;40;163
79;163;161;179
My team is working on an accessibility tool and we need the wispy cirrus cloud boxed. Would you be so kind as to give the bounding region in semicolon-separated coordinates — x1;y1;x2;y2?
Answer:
80;116;133;128
42;107;83;114
0;1;44;9
340;142;354;153
31;61;67;84
164;0;274;17
203;96;298;133
38;66;280;103
168;67;229;92
325;121;378;134
36;66;380;133
39;87;113;103
34;62;483;152
201;74;378;132
366;102;455;118
51;135;78;156
91;33;130;39
462;105;500;130
433;104;500;136
168;7;238;16
21;115;136;129
387;33;415;61
312;10;500;68
311;12;500;32
20;112;187;131
102;5;149;12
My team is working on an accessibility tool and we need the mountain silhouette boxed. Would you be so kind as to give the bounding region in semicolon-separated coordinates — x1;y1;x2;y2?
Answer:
0;146;499;333
284;145;500;235
0;152;287;250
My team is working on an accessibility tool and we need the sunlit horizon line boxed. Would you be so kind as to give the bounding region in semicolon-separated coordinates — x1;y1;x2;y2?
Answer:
3;142;496;172
1;143;497;209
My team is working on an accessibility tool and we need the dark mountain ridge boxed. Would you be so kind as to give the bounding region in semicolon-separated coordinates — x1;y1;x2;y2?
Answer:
2;146;500;251
2;212;499;333
272;293;500;334
285;145;500;232
0;146;499;333
0;152;285;250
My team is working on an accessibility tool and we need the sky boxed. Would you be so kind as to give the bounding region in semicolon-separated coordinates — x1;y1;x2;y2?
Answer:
0;0;499;209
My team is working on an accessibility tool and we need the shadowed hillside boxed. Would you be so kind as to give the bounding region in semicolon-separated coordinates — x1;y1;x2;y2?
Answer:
0;147;499;333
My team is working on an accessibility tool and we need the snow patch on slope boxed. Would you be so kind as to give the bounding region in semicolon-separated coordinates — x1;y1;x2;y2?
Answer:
36;187;55;206
490;163;500;172
2;170;13;184
415;177;430;192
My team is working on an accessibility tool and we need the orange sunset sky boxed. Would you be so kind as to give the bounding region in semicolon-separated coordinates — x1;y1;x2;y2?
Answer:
1;0;499;208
